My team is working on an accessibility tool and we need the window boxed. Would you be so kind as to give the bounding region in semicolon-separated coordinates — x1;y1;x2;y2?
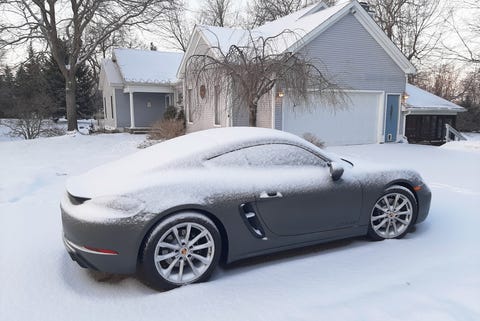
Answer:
207;144;326;168
146;101;152;108
110;96;114;120
103;97;107;119
165;94;171;107
187;89;193;123
214;85;220;125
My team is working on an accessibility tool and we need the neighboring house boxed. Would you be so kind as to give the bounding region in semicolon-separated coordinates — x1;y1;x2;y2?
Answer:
177;0;460;146
99;48;183;131
404;84;465;144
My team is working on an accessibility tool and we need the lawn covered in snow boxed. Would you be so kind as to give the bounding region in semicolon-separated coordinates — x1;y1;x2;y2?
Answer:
1;132;479;321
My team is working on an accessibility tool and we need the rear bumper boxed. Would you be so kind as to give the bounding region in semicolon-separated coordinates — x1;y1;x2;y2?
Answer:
60;194;154;274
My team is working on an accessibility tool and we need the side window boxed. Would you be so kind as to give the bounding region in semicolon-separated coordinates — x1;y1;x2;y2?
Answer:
207;144;325;168
206;149;249;167
244;144;326;167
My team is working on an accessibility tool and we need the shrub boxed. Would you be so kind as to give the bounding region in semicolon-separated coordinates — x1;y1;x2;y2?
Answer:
303;132;325;149
148;118;186;140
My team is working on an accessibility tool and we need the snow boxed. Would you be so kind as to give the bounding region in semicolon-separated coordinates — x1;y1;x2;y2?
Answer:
1;132;480;321
405;84;465;112
441;140;480;152
113;48;183;84
198;1;351;54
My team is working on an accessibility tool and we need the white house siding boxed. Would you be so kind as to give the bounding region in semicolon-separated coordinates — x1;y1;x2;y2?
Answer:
102;84;117;129
282;13;407;144
185;37;231;133
185;76;229;132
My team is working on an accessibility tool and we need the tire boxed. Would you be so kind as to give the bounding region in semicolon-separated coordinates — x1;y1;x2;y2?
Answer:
139;212;221;291
367;185;418;241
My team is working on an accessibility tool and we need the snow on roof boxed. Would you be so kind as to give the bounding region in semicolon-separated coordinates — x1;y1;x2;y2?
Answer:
405;84;465;112
113;48;183;84
198;1;350;53
101;59;123;86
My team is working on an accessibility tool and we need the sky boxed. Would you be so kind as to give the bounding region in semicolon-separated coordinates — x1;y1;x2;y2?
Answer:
0;0;477;68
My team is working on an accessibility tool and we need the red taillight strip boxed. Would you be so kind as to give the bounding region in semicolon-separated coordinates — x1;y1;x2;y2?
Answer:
83;246;119;255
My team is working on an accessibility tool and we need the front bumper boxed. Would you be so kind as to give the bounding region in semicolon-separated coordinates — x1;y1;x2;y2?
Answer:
415;183;432;224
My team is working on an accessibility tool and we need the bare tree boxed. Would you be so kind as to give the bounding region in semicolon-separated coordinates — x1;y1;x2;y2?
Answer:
413;63;464;101
443;1;480;64
0;0;173;131
199;0;232;27
248;0;317;27
156;0;192;52
369;0;446;65
185;30;342;126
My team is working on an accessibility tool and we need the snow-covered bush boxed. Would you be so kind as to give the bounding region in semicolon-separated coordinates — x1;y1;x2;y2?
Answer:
303;132;325;149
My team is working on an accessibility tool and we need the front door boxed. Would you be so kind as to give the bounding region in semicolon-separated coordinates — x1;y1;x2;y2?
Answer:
385;94;400;142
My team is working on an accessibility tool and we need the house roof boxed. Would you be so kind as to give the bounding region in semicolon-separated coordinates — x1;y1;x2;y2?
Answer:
178;0;415;77
100;59;123;88
405;84;466;113
112;48;183;84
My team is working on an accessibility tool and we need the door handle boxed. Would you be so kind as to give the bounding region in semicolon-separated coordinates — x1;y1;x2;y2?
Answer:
260;191;283;199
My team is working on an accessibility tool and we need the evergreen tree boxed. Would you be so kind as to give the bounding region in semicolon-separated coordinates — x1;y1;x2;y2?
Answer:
0;66;15;117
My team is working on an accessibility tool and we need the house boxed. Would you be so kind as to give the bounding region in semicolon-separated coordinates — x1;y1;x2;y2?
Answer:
404;84;465;144
176;0;461;146
99;48;183;131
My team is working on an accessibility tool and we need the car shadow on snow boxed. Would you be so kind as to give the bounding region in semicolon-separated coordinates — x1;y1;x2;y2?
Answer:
214;236;366;279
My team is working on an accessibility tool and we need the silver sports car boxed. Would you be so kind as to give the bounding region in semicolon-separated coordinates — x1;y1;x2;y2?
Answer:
61;127;431;290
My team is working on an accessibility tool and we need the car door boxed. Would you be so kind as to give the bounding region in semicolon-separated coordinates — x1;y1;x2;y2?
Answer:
242;144;362;236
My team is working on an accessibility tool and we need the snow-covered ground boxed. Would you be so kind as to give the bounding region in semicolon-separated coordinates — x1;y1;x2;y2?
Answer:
1;133;479;321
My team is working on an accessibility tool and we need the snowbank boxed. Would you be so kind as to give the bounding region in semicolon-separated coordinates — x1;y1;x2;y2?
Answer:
1;134;479;321
441;140;480;152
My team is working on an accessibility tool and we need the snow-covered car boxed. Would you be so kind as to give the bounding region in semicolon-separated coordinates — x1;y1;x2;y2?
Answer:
61;127;431;290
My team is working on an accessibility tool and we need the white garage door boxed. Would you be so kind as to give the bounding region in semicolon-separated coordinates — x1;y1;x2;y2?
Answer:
282;91;384;146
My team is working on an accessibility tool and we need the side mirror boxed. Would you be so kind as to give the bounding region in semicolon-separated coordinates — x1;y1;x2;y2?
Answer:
329;162;344;181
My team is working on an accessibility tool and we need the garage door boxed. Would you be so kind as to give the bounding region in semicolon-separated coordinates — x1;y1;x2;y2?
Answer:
282;91;384;146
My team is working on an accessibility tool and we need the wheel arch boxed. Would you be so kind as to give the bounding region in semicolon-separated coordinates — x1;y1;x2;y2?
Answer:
136;207;230;268
385;180;420;222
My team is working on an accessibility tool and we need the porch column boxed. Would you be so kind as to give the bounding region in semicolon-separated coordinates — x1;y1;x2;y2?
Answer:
129;91;135;128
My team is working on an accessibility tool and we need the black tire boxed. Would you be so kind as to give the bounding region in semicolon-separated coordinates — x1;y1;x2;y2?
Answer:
367;185;418;241
139;212;222;291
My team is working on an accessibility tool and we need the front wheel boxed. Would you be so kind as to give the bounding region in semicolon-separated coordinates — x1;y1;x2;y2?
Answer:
139;212;221;291
367;186;418;240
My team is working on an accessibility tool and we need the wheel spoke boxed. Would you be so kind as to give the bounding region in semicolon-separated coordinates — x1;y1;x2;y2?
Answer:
393;194;400;209
383;196;391;210
155;251;177;262
397;210;411;216
177;259;185;282
191;241;212;251
392;221;398;234
372;213;388;221
395;199;407;211
375;204;388;212
185;223;192;243
188;230;208;246
374;218;388;231
395;217;409;225
191;253;210;265
157;242;180;250
385;221;391;235
163;257;180;278
186;256;199;276
172;227;183;246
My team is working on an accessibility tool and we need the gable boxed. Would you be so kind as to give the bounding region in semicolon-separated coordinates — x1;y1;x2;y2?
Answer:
300;13;406;93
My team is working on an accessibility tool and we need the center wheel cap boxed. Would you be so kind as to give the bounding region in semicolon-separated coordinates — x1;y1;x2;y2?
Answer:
180;248;188;256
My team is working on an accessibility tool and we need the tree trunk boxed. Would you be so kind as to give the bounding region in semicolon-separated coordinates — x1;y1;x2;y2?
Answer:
65;75;78;131
249;103;257;127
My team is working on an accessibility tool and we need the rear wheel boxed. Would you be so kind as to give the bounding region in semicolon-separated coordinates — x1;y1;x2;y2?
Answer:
367;186;417;240
139;212;221;291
